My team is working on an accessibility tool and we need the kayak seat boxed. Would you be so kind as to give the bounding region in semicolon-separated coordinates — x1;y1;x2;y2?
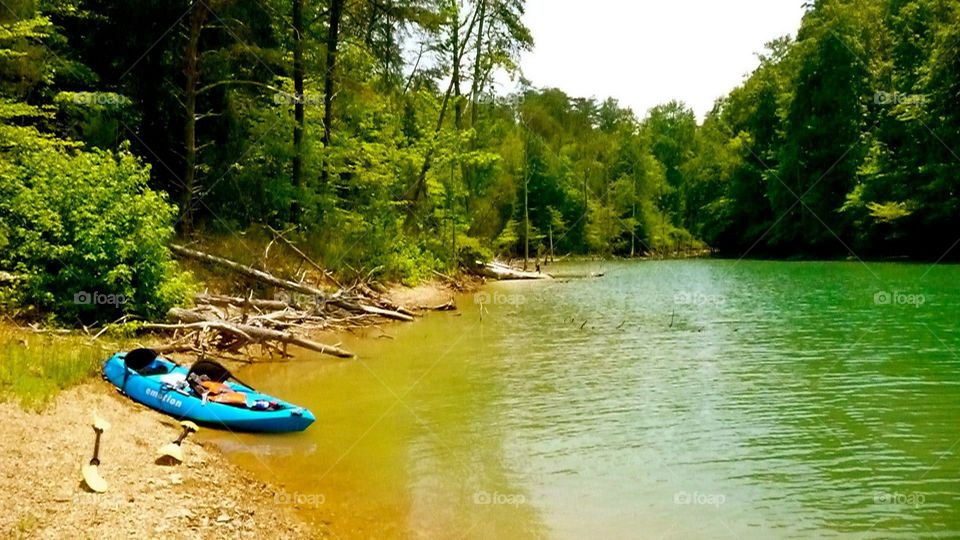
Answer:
187;359;232;383
123;348;171;376
125;348;158;371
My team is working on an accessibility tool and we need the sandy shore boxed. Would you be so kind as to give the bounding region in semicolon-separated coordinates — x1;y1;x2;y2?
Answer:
1;280;469;539
384;279;467;308
0;382;324;539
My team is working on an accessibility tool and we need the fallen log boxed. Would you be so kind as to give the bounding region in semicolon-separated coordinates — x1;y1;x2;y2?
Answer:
151;342;202;355
430;268;457;283
171;244;323;297
150;344;276;364
549;271;606;279
422;300;456;311
142;320;254;341
195;293;293;311
475;261;553;281
329;300;412;321
266;226;344;289
171;244;412;322
355;284;417;318
163;307;354;359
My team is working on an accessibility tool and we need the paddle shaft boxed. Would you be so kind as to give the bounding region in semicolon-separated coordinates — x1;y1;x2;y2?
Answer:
173;425;196;446
90;427;103;466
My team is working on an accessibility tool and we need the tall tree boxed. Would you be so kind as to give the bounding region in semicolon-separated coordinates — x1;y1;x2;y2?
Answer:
319;0;345;187
771;4;870;254
181;0;210;233
290;0;305;221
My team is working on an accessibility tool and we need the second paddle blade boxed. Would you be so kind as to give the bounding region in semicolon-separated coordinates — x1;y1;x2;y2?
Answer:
81;463;108;493
157;442;184;464
92;413;111;432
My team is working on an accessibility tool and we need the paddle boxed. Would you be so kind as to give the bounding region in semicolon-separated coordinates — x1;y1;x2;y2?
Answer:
157;420;199;464
81;414;110;493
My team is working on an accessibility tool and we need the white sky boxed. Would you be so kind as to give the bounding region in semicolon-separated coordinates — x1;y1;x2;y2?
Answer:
513;0;806;121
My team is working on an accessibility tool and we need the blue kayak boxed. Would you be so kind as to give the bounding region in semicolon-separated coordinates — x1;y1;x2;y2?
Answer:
103;350;315;433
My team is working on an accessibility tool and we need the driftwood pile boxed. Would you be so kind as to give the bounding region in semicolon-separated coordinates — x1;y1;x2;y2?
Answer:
144;243;424;362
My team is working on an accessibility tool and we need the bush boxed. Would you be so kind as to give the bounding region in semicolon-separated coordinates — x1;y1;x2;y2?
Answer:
455;234;492;269
0;124;191;323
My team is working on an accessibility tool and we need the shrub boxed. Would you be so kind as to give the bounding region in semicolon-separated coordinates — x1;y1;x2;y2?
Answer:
0;122;191;323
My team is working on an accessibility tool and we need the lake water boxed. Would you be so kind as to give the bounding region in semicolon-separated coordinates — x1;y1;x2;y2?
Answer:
208;260;960;539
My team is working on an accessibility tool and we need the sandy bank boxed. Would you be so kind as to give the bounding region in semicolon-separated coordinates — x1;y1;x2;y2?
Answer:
0;382;323;539
384;279;469;308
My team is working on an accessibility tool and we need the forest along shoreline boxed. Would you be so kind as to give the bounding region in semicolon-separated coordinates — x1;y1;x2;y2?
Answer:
0;274;479;540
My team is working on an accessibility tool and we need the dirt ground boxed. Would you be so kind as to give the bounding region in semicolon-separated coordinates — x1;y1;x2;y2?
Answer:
0;382;325;540
385;278;474;308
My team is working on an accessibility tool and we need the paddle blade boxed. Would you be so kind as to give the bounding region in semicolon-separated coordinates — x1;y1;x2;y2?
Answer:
81;463;108;493
92;413;111;432
158;442;184;464
180;420;199;433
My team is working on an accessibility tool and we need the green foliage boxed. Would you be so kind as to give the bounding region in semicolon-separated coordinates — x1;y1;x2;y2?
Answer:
53;91;136;149
674;0;960;259
2;0;956;333
0;126;191;322
456;234;492;268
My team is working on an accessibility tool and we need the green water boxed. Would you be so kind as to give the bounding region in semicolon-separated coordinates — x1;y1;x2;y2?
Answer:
208;260;960;539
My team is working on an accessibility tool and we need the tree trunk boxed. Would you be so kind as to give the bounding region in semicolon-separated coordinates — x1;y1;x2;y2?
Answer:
476;261;552;281
171;244;324;296
169;244;414;321
406;4;483;218
462;0;487;216
469;0;487;128
631;175;638;257
549;223;554;262
320;0;345;187
451;3;463;130
181;1;208;233
410;81;454;206
290;0;305;222
194;293;294;311
524;162;529;271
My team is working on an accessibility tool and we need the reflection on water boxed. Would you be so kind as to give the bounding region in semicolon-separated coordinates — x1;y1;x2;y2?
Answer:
206;260;960;539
